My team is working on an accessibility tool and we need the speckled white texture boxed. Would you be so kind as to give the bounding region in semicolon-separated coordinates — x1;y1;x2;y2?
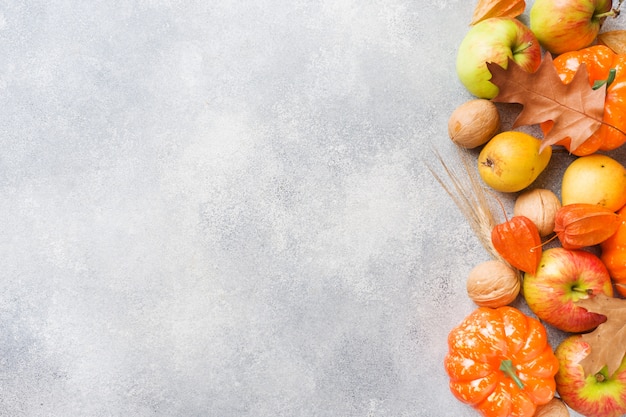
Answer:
2;1;625;416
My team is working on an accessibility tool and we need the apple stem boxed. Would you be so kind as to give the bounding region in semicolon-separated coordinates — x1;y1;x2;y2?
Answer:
499;359;524;390
513;42;534;55
572;287;593;296
595;372;606;383
595;9;618;19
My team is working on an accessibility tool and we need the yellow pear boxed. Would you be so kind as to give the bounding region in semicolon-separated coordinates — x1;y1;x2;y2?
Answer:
478;131;551;193
561;154;626;212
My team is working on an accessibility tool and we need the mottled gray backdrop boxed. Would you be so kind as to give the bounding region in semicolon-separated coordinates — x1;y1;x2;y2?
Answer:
2;1;623;416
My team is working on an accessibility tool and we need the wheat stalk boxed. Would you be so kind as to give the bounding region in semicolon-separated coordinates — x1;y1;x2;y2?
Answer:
427;146;503;261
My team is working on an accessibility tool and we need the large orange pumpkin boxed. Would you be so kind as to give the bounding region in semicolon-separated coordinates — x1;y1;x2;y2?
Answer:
540;45;626;156
601;205;626;296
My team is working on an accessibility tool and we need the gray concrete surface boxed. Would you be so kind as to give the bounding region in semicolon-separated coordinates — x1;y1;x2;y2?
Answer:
2;1;625;416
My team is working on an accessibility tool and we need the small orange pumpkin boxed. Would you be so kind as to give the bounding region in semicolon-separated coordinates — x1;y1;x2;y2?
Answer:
444;306;559;417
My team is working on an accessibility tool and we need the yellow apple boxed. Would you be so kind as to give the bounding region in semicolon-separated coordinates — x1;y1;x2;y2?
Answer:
561;154;626;212
456;17;542;99
477;131;552;192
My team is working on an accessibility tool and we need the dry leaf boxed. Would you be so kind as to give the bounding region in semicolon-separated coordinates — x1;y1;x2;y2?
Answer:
470;0;525;25
576;294;626;376
488;54;606;153
598;30;626;55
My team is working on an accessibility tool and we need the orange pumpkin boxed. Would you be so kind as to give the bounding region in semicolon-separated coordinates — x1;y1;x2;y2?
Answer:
540;45;626;156
444;306;559;417
601;205;626;296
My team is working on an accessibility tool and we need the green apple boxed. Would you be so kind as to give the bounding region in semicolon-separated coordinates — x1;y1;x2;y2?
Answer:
530;0;615;55
555;335;626;417
523;248;613;333
477;131;551;193
456;17;542;99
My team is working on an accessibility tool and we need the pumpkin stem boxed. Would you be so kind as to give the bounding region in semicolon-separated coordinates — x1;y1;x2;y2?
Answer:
500;359;524;390
592;68;617;90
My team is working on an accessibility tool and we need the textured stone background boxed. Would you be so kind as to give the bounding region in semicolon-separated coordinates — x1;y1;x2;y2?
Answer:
2;1;625;416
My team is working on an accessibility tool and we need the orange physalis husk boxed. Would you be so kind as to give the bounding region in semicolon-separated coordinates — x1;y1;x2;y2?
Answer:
491;215;542;274
554;203;621;250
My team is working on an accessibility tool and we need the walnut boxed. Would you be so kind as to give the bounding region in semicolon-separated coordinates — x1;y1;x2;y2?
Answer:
514;188;562;237
533;398;570;417
466;260;520;308
448;99;500;149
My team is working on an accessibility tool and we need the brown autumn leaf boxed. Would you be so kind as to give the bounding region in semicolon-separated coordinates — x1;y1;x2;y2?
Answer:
470;0;526;25
487;53;606;153
598;30;626;55
576;294;626;376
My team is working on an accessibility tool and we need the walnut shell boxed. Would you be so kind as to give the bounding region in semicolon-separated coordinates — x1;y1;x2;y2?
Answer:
448;99;500;149
466;260;520;308
534;398;570;417
514;188;562;237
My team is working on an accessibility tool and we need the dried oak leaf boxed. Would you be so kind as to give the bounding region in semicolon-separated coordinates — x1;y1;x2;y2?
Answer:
576;294;626;376
487;53;606;153
598;30;626;55
470;0;525;25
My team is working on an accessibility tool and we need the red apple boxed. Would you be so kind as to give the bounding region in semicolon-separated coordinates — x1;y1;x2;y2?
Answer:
530;0;615;55
523;247;613;333
556;335;626;417
456;17;542;99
